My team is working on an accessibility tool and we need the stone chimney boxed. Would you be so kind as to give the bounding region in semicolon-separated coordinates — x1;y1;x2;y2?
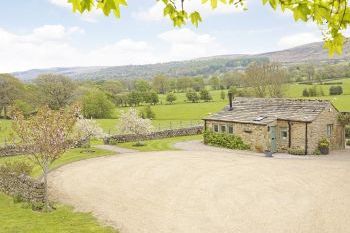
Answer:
228;92;233;111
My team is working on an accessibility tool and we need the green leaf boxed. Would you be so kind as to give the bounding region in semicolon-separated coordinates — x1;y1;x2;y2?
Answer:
190;11;202;27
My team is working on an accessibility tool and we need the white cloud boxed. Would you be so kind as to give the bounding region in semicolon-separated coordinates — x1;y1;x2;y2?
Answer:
158;28;227;60
49;0;102;22
133;0;244;21
277;33;321;49
0;25;155;72
85;39;158;66
0;25;229;73
49;0;70;8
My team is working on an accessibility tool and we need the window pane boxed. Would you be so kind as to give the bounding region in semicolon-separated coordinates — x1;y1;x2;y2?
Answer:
327;124;333;137
213;124;219;132
228;126;234;134
221;125;226;133
280;127;288;140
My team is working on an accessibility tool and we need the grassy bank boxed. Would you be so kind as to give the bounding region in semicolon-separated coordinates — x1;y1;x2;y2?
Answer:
0;193;117;233
0;147;115;178
117;134;202;152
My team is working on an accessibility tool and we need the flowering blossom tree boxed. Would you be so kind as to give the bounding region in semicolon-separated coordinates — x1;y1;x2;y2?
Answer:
74;116;106;147
12;106;78;211
119;108;153;145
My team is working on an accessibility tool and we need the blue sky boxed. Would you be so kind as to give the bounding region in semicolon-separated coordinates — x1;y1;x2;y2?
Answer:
0;0;323;73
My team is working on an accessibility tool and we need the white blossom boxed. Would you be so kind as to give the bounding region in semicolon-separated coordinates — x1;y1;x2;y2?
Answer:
119;108;153;136
75;116;107;140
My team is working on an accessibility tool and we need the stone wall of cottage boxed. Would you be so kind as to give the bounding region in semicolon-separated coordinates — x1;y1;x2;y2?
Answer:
104;126;203;144
308;104;345;152
0;173;44;203
205;120;268;152
274;104;344;154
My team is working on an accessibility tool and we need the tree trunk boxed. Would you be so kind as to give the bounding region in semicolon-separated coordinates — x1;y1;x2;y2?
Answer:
3;106;7;119
43;164;49;211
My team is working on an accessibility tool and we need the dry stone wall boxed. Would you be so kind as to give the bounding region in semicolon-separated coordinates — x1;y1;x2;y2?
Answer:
0;173;44;203
104;126;203;144
0;144;31;157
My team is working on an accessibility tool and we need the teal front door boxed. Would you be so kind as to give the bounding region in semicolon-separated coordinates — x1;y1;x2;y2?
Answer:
270;126;277;153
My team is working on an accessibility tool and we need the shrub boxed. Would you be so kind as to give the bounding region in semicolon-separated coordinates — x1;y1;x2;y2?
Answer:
0;161;33;176
302;88;309;97
345;126;350;139
108;138;118;145
186;90;200;103
199;89;212;102
318;138;330;155
318;138;330;149
329;86;343;95
166;92;177;104
82;90;115;118
287;147;305;155
313;149;321;155
203;131;250;150
346;140;350;146
140;105;156;119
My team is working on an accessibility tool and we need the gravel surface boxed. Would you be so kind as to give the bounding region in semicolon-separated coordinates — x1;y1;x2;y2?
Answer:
49;149;350;233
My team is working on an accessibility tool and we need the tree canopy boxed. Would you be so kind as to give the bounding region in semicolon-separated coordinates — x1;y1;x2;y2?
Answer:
68;0;350;55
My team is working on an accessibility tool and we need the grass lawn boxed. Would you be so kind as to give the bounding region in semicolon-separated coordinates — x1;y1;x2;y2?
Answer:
0;147;115;178
0;119;12;145
0;193;117;233
117;134;203;152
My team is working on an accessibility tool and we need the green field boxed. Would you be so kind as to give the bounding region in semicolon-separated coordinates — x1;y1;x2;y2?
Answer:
0;147;115;178
0;119;13;145
118;134;203;152
0;193;117;233
1;78;349;139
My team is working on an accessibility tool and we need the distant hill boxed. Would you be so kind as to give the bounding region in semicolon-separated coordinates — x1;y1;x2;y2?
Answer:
12;40;350;81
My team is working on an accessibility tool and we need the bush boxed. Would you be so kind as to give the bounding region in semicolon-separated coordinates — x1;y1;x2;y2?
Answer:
347;140;350;146
199;89;212;102
82;90;115;118
329;86;343;95
0;161;33;176
140;105;156;119
302;88;309;97
287;147;305;155
166;92;177;104
318;138;330;155
318;138;330;149
186;90;199;103
313;149;321;155
203;131;250;150
345;126;350;138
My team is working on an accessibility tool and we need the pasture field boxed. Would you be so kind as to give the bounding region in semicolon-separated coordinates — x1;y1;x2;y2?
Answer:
0;119;13;144
0;193;117;233
1;78;349;139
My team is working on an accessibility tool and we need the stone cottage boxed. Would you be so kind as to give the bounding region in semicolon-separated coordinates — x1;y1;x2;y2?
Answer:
203;97;345;154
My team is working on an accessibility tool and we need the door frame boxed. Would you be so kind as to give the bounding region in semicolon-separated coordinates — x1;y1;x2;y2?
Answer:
269;126;277;153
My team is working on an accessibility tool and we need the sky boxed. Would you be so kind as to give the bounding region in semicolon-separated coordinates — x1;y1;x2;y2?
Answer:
0;0;325;73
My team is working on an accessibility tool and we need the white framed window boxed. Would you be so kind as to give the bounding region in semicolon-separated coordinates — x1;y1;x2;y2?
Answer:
327;124;333;137
213;124;219;132
228;125;234;134
280;127;288;140
220;125;227;133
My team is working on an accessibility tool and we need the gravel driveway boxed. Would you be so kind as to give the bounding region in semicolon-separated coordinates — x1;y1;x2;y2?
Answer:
49;149;350;233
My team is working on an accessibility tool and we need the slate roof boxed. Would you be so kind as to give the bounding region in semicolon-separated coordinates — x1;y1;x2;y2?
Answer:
203;98;334;125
